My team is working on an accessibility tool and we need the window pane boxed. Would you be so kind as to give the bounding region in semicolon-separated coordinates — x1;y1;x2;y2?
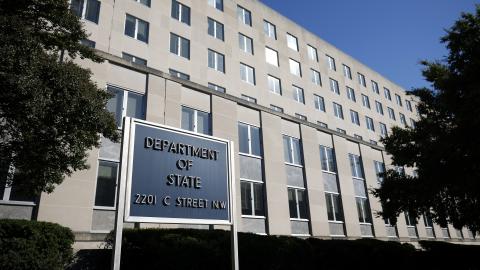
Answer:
283;136;292;163
70;0;84;17
253;183;265;216
126;92;145;120
240;181;252;215
171;1;179;20
94;161;118;207
328;149;337;173
333;194;344;221
292;139;302;165
250;126;261;156
208;18;214;36
238;123;249;154
181;107;194;131
183;5;191;25
325;193;334;220
297;190;307;219
288;189;297;218
170;34;178;54
124;15;136;38
180;38;190;59
85;0;100;23
217;23;224;40
106;87;124;127
356;197;365;223
9;182;35;202
208;50;215;69
137;19;149;43
196;110;210;135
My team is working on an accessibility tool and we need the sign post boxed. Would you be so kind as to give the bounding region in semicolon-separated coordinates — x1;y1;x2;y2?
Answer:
111;118;237;269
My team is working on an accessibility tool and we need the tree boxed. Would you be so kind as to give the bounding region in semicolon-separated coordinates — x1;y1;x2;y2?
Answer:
373;5;480;235
0;0;119;196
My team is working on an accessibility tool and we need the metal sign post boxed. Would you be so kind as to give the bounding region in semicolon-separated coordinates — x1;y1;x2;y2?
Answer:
111;118;238;270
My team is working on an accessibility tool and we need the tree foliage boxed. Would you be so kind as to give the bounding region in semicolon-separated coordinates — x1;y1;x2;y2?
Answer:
0;0;119;195
373;5;480;235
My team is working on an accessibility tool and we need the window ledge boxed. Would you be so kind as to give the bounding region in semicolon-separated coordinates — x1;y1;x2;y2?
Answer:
93;206;116;211
241;215;266;220
290;218;309;222
0;200;35;206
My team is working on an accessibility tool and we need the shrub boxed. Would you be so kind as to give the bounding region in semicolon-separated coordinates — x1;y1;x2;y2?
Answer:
0;219;74;270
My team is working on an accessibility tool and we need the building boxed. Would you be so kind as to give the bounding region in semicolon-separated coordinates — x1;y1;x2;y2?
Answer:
0;0;477;245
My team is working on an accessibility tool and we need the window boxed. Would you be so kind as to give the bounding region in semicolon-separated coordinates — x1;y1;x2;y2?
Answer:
295;113;307;121
289;59;301;77
327;55;336;71
238;123;262;157
292;85;304;104
181;106;211;135
395;94;403;106
70;0;100;24
350;110;360;126
357;73;366;87
0;163;35;203
169;69;190;80
286;33;299;51
106;86;146;128
240;63;255;85
208;83;225;93
399;113;407;126
379;122;388;137
208;0;223;11
366;116;375;131
171;0;190;25
405;211;417;226
268;75;281;95
343;64;352;79
410;118;416;128
349;154;364;179
270;105;283;113
406;100;413;112
310;69;321;85
264;20;277;39
94;160;119;207
134;0;151;7
329;78;339;95
423;213;434;228
361;94;371;109
122;52;147;66
369;140;377;145
384;88;392;100
283;135;302;166
333;102;343;119
375;101;384;115
307;45;318;62
124;14;149;43
336;128;346;134
371;80;379;94
80;39;96;48
241;181;265;216
241;94;257;103
239;33;254;54
237;5;252;26
288;188;308;219
325;193;344;222
318;122;328;128
320;146;337;173
170;33;190;59
387;107;396;120
373;161;385;184
208;18;224;41
354;134;363;140
314;95;325;112
208;49;225;73
356;197;372;224
265;47;279;66
346;87;356;102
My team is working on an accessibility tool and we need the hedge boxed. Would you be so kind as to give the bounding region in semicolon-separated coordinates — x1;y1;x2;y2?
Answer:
0;219;74;270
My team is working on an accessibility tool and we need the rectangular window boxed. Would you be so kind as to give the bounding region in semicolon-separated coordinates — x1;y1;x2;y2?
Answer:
71;0;101;24
310;69;321;86
169;69;190;80
106;85;146;128
135;0;151;7
289;59;301;77
292;85;304;104
268;75;281;95
399;113;407;126
362;94;371;109
170;33;190;59
320;146;337;173
406;100;413;112
333;102;343;119
337;128;346;134
347;87;356;102
295;113;307;121
371;80;379;94
354;134;363;140
80;39;96;48
94;160;119;207
318;122;328;128
208;0;223;11
366;116;375;131
286;33;299;51
238;123;262;157
325;193;344;222
350;110;360;126
379;122;388;137
329;78;339;95
410;118;416;128
423;213;434;228
283;135;302;166
343;64;352;79
264;20;277;39
387;107;396;120
122;52;147;66
349;154;364;179
124;14;149;43
241;94;257;103
237;5;252;26
239;33;254;54
0;163;35;203
307;45;318;62
181;106;211;135
395;94;403;107
384;87;392;100
327;55;336;71
208;49;225;73
357;73;366;87
375;101;384;115
374;160;385;184
314;95;325;112
405;211;417;226
207;17;224;41
241;181;265;216
171;0;191;25
265;47;279;66
356;197;372;224
288;188;308;219
270;104;283;113
208;82;225;93
240;63;255;85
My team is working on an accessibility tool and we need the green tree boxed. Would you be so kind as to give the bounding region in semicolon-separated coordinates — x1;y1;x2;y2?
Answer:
373;5;480;235
0;0;119;196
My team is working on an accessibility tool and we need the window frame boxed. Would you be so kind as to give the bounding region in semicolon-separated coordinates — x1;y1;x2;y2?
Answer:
371;80;379;94
327;55;336;71
310;69;322;86
71;0;101;24
329;78;340;95
366;116;375;131
286;33;299;51
350;110;360;126
307;45;318;62
240;180;265;217
314;94;325;112
267;75;282;95
239;33;254;55
171;0;191;25
333;102;344;119
208;0;223;11
263;20;277;39
361;94;371;109
357;72;366;87
289;58;302;77
265;47;279;67
375;101;384;115
124;14;149;43
238;122;262;158
181;106;211;135
237;5;252;26
292;85;305;104
170;33;190;59
283;135;303;166
346;87;356;102
288;187;308;220
343;64;352;79
240;63;256;85
93;159;120;209
207;49;225;73
207;17;224;41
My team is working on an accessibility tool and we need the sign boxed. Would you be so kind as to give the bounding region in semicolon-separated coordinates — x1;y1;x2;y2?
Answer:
124;119;233;224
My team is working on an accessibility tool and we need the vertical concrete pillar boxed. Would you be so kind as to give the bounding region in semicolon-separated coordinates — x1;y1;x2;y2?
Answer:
145;75;166;124
164;80;182;128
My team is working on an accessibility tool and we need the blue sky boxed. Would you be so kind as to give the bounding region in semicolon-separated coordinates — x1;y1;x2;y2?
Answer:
260;0;478;91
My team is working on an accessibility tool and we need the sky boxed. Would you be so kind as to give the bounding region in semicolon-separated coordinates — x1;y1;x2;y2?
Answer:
260;0;478;91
